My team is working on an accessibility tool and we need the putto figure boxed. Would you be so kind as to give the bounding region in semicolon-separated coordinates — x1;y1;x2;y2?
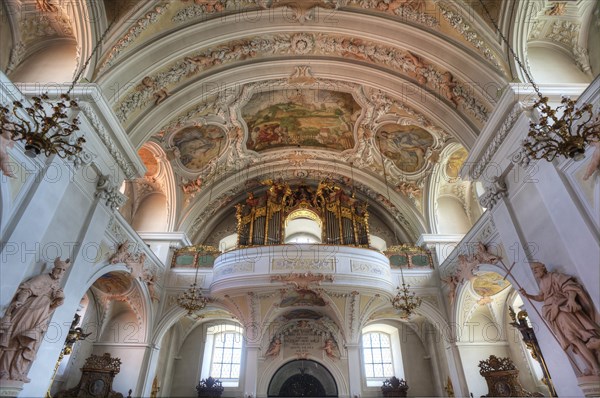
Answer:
520;262;600;375
265;337;281;358
0;257;70;382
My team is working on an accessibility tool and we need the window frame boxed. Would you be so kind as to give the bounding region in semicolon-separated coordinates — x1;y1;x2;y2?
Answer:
200;323;244;388
361;324;404;387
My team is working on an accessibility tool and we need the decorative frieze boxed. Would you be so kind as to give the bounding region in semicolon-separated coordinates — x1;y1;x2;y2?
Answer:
214;262;254;276
351;261;391;277
437;2;503;70
470;102;524;179
79;104;137;179
115;32;489;124
547;20;580;46
272;258;336;272
98;4;170;74
6;42;26;74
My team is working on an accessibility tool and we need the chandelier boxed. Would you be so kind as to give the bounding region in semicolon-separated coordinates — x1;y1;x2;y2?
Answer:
176;280;209;315
391;281;423;319
177;168;218;315
0;20;115;158
377;136;422;319
478;0;599;162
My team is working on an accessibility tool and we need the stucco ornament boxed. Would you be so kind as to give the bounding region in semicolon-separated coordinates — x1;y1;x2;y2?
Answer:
0;257;70;382
520;262;600;376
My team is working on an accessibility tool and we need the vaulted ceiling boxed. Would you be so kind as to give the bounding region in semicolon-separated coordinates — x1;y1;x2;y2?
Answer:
2;0;597;244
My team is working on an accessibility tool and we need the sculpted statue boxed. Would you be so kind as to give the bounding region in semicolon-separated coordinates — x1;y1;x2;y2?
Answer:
582;141;600;181
323;338;338;359
0;130;15;178
441;273;459;304
109;240;132;264
474;242;501;265
520;262;600;375
0;257;70;382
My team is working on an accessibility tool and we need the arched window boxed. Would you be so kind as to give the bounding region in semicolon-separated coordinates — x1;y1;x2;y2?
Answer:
363;332;393;378
361;324;404;387
200;324;244;387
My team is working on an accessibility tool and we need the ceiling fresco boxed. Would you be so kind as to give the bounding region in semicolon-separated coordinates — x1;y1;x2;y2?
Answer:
445;147;469;179
138;147;159;177
171;125;226;171
471;272;511;297
92;272;133;296
376;124;435;173
242;89;359;152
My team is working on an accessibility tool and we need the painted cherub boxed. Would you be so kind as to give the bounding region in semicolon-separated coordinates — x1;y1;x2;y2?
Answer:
265;337;281;357
141;76;169;105
440;72;462;107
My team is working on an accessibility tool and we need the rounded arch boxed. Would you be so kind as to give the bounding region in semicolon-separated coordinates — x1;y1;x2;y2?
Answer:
267;359;338;397
10;40;78;84
81;265;154;343
132;193;168;232
428;143;477;235
151;301;237;347
125;59;483;150
179;160;427;245
527;44;592;84
258;357;348;398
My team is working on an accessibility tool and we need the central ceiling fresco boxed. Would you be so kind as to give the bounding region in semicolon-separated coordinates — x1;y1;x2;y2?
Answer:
242;89;359;152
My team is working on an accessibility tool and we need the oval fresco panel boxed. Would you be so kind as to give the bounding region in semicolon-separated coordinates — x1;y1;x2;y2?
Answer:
377;124;435;173
172;125;226;171
445;147;468;179
472;272;511;297
93;272;132;295
242;89;359;152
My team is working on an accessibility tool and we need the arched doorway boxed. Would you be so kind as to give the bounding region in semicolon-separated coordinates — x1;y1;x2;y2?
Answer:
268;360;338;397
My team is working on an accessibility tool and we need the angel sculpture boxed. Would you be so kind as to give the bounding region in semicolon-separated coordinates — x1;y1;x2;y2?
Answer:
0;130;15;178
474;242;501;265
109;240;132;264
583;141;600;181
